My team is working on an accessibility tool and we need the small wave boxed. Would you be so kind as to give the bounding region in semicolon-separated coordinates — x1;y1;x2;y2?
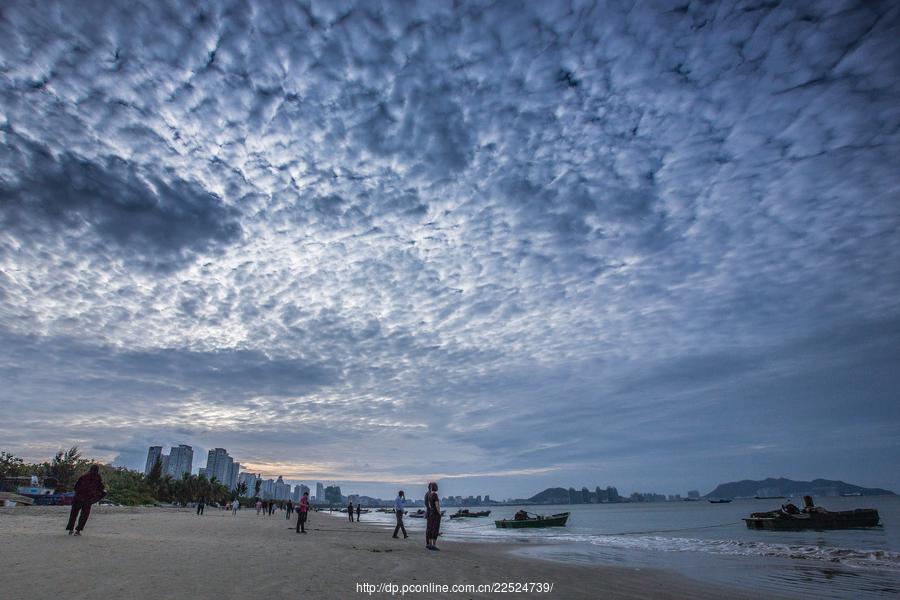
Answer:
537;533;900;572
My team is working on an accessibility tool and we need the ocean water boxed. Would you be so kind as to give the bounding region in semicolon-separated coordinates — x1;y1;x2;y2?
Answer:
342;496;900;599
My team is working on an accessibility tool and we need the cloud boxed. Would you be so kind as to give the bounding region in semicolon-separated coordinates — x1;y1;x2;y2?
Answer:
0;0;898;496
0;135;242;272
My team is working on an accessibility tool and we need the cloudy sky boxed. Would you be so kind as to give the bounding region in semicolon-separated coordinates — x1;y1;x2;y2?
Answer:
1;0;898;500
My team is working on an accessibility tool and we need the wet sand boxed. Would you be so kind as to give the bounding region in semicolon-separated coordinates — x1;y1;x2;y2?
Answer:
0;505;778;599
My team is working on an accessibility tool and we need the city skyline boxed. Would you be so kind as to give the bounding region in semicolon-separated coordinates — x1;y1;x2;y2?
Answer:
1;1;898;498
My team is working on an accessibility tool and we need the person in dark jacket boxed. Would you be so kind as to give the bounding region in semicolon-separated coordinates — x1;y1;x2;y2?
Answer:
355;503;361;522
196;497;205;516
66;465;106;535
425;482;441;551
347;501;354;522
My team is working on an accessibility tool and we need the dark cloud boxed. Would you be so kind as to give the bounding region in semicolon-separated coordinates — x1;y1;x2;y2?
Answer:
0;135;241;272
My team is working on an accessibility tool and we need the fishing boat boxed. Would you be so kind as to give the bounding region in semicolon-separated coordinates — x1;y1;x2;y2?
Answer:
495;512;569;529
407;509;445;519
449;509;491;519
744;508;880;530
708;499;732;504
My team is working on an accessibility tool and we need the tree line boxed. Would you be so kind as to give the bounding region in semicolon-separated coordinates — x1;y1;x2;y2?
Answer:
1;447;243;507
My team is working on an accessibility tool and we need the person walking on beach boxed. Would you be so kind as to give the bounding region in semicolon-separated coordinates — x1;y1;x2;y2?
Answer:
347;501;354;522
392;490;408;539
356;503;361;522
296;491;309;533
424;482;441;551
256;499;263;516
196;497;205;516
286;499;293;519
65;465;106;536
232;498;239;515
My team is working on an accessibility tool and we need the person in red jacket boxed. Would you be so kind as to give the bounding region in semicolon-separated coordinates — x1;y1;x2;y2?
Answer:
65;465;106;535
296;491;310;533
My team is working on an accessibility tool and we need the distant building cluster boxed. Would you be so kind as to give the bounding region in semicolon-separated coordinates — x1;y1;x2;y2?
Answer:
440;495;492;507
513;485;713;505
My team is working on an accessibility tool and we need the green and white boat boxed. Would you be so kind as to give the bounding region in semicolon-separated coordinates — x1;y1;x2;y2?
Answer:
494;512;569;529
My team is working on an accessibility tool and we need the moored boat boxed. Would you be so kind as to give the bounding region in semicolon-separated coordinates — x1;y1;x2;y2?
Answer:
449;509;491;519
708;499;732;503
744;508;880;530
495;512;569;529
408;509;445;519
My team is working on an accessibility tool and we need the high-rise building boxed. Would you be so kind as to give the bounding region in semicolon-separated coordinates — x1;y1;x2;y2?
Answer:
274;476;288;500
145;446;162;475
205;448;233;485
238;472;257;496
316;482;324;502
165;445;193;478
606;486;620;502
300;484;310;498
230;462;240;490
262;479;275;499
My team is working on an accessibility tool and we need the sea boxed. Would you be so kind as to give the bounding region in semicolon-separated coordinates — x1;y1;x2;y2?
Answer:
335;496;900;599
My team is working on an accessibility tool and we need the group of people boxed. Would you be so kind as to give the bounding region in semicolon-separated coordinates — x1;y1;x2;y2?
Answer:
386;482;442;550
255;499;280;516
62;467;445;551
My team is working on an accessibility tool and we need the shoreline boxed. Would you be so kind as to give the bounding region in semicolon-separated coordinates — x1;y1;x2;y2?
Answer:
0;505;779;599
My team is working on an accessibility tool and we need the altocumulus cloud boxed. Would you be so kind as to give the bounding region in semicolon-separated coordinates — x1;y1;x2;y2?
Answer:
0;0;898;496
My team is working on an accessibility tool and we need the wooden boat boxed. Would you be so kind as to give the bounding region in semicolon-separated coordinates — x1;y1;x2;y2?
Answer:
744;508;880;530
0;491;35;506
449;509;491;519
708;499;732;503
407;509;445;519
495;512;569;529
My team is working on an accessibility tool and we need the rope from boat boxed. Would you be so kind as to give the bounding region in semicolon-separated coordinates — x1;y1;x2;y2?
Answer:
599;520;744;536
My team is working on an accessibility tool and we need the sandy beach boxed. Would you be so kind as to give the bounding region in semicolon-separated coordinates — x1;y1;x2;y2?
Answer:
0;505;781;599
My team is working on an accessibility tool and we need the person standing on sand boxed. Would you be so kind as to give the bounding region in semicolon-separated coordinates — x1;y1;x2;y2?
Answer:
256;499;263;516
424;482;441;551
65;465;106;536
196;497;205;516
232;499;239;515
286;499;293;519
296;491;309;533
356;503;361;522
347;500;354;522
392;490;408;539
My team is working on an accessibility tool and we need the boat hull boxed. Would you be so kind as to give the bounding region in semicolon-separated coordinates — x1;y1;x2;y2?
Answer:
744;509;880;530
495;512;569;529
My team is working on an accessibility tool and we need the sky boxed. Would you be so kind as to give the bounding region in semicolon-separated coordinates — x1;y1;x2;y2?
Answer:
1;0;899;501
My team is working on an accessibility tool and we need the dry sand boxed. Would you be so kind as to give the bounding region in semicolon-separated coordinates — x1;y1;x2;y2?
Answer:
0;505;774;599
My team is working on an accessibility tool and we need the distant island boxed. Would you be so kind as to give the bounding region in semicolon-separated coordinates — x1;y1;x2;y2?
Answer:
704;478;895;499
516;478;895;506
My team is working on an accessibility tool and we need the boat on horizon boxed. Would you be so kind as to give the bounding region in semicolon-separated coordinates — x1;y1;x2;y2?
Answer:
708;499;733;503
